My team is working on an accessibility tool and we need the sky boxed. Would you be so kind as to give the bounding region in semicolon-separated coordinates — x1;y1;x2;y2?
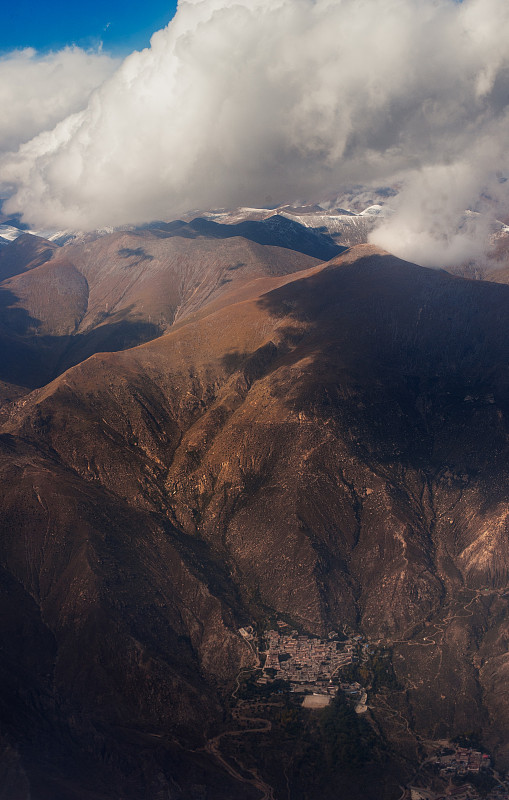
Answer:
2;1;178;55
1;0;509;267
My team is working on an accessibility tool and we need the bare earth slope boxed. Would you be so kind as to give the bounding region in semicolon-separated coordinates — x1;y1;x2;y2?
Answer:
2;244;509;796
0;225;321;397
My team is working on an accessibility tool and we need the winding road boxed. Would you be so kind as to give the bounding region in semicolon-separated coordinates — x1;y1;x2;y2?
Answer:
204;634;276;800
204;715;275;800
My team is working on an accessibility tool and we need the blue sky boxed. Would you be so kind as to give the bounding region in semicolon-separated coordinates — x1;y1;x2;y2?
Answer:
2;0;178;55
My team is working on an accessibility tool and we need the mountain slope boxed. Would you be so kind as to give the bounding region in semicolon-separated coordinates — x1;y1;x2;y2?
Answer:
0;225;321;396
2;244;509;795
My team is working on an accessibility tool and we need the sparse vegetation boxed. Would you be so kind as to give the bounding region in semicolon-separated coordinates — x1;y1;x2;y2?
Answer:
319;691;374;769
453;732;484;750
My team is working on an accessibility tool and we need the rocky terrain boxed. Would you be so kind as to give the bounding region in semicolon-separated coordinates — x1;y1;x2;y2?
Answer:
1;215;509;798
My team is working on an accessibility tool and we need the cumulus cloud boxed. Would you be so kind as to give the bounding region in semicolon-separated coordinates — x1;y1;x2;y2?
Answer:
1;0;509;265
370;153;507;267
0;47;118;156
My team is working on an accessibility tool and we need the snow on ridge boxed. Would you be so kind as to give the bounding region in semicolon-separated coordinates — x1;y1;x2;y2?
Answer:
0;224;29;242
0;223;73;243
358;205;386;216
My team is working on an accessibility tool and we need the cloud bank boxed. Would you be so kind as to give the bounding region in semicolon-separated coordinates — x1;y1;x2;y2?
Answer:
0;47;118;156
2;0;509;265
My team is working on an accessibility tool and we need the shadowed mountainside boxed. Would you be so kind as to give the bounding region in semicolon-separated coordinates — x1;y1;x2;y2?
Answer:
2;244;509;796
0;234;58;282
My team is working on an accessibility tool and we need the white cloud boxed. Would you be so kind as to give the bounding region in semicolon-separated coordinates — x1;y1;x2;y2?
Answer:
0;47;118;157
1;0;509;265
369;144;507;267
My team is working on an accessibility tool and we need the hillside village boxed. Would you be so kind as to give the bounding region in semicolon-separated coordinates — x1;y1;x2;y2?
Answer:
236;623;509;800
238;623;369;710
261;628;357;688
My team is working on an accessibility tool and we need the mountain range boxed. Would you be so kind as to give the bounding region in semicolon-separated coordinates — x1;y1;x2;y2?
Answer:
1;207;509;799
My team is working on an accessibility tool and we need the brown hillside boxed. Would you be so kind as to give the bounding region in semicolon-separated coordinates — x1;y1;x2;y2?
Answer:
3;244;509;795
0;227;320;394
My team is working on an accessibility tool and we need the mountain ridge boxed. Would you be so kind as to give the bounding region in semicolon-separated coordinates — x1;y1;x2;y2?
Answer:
2;241;509;796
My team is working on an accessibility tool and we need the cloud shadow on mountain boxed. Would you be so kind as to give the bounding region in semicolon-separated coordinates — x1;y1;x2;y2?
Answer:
253;251;509;471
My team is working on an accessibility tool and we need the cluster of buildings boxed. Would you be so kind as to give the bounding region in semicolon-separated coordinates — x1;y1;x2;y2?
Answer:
430;746;491;777
260;629;356;689
407;743;505;800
